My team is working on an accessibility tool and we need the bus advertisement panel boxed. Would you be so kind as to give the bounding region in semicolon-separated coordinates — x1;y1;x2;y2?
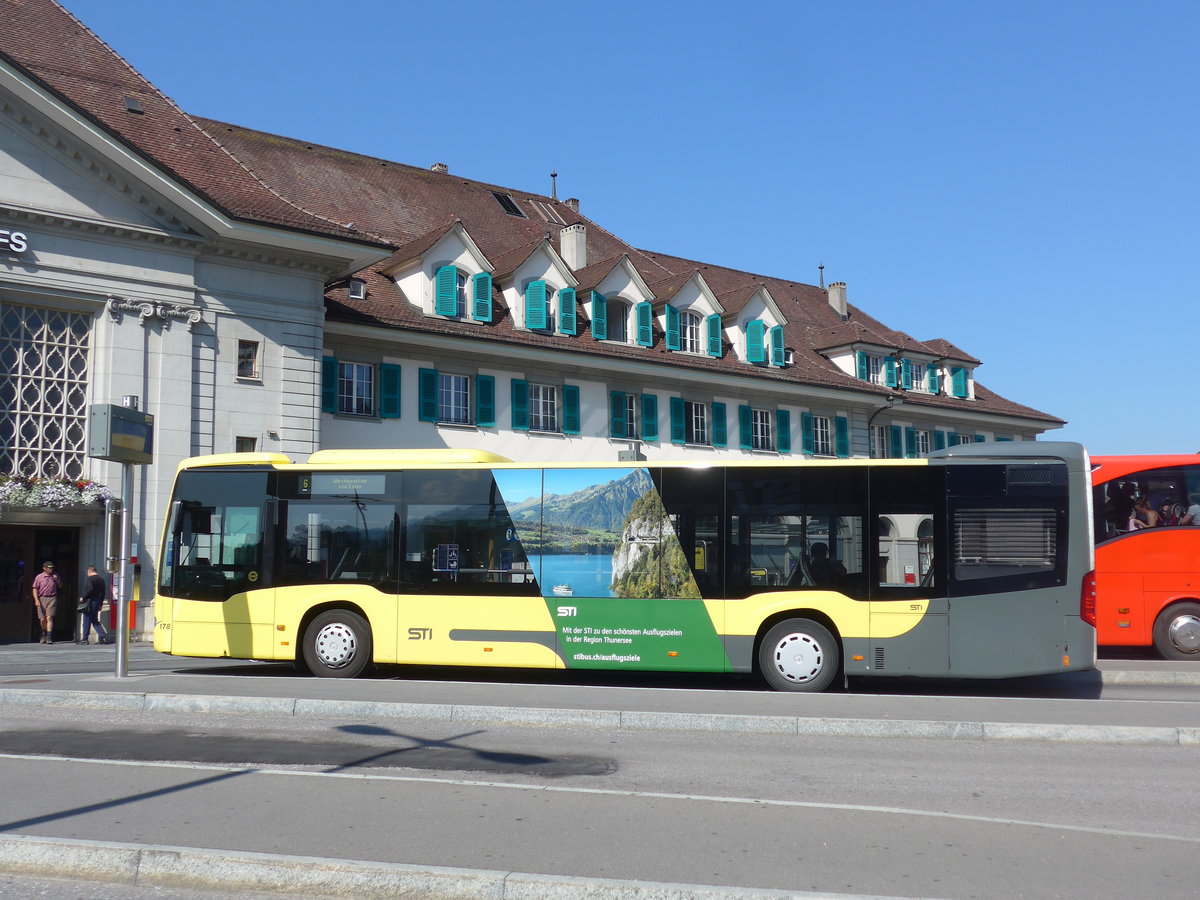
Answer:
1091;454;1200;659
154;443;1096;691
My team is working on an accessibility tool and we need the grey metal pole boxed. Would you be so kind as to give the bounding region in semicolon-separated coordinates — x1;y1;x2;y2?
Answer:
115;394;138;678
115;459;132;677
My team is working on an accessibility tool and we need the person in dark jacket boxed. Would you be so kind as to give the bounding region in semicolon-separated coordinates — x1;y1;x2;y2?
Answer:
77;565;109;645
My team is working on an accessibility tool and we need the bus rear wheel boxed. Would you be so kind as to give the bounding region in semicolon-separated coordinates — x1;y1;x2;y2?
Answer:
758;618;839;692
303;609;373;678
1152;602;1200;660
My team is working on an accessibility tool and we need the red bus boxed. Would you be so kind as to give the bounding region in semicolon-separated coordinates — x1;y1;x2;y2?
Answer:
1091;455;1200;659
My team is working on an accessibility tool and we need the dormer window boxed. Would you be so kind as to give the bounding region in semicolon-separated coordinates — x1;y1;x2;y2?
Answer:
855;351;885;385
348;278;366;301
435;265;493;322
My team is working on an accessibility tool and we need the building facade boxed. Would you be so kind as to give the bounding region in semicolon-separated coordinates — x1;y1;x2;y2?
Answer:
0;0;1061;641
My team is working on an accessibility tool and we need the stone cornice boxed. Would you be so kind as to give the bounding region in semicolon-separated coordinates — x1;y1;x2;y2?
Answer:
0;202;206;250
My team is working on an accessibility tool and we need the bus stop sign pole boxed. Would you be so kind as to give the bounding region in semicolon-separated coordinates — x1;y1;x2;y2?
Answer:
88;395;153;679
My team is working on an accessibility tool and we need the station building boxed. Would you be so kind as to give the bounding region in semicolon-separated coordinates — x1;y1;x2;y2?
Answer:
0;0;1062;641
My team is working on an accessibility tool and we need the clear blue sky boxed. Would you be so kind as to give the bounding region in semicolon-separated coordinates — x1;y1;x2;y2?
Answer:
63;0;1199;454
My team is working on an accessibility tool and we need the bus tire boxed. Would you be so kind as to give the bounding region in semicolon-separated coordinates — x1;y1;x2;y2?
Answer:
758;618;839;692
1152;602;1200;660
302;609;373;678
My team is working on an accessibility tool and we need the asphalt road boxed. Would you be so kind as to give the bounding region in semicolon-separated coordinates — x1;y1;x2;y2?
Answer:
0;642;1198;900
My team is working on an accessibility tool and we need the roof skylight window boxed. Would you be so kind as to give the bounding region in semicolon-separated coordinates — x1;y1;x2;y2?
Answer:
491;191;526;218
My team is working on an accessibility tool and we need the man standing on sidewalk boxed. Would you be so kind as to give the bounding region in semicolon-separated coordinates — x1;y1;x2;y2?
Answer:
32;561;62;644
76;565;109;645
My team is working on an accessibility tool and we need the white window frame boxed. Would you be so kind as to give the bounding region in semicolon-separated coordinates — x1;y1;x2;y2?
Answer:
337;362;375;417
812;415;832;457
870;424;889;459
912;429;931;457
680;311;703;354
685;400;708;445
867;354;883;385
348;279;366;301
606;299;629;342
530;383;559;433
751;408;773;451
624;393;639;439
438;373;472;425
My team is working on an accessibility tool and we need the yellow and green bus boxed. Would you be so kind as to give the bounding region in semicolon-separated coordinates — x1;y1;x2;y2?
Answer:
153;442;1096;691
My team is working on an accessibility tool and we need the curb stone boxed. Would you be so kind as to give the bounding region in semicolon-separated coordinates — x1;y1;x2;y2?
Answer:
0;687;1196;745
0;833;945;900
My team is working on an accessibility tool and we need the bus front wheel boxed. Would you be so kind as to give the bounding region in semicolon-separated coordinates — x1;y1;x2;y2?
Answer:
758;618;839;692
303;609;373;678
1152;602;1200;661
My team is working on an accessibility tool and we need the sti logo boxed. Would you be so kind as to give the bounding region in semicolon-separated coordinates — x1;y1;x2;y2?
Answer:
556;606;577;617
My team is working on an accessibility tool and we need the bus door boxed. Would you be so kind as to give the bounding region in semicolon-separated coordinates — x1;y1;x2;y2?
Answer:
868;466;949;675
397;468;550;668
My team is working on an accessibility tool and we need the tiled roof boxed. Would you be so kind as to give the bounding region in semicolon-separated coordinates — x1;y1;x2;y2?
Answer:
921;338;982;366
0;0;385;246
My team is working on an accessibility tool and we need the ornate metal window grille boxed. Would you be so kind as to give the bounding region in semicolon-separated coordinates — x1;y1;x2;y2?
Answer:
0;304;91;479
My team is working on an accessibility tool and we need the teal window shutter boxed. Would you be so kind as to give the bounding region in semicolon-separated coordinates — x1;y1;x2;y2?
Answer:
712;402;727;447
590;291;607;339
801;412;815;454
525;281;548;330
472;272;492;322
475;375;495;426
927;362;939;393
665;305;681;351
558;288;577;335
856;351;868;380
948;432;961;446
890;425;903;458
379;363;401;419
900;358;913;389
951;366;968;398
562;384;580;434
934;430;947;450
510;379;529;431
641;394;659;441
979;434;990;442
321;356;338;413
738;405;753;450
777;409;792;454
609;391;627;438
904;426;917;458
435;265;457;316
706;314;722;357
635;302;653;346
418;368;438;422
746;320;765;364
885;356;898;387
770;325;785;367
834;415;849;458
669;397;686;444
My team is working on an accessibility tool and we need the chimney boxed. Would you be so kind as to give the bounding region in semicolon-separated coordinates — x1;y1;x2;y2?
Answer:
430;162;448;173
560;223;587;270
828;281;848;320
565;197;580;212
